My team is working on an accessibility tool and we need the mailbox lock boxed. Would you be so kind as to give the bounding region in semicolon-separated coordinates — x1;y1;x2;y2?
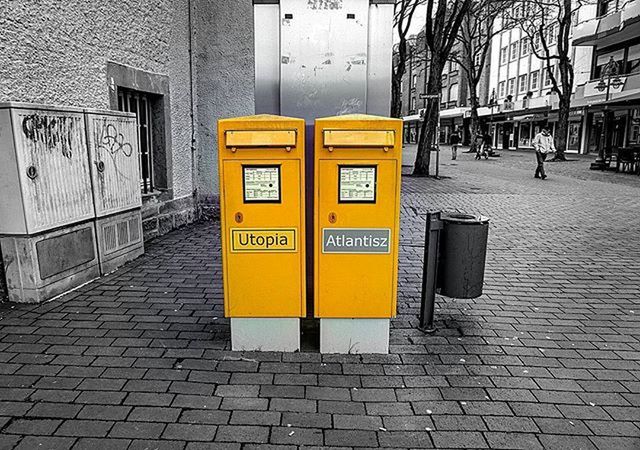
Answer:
26;165;38;180
383;147;389;153
285;146;292;152
328;146;334;152
95;161;105;173
328;212;337;224
230;147;237;153
234;212;244;223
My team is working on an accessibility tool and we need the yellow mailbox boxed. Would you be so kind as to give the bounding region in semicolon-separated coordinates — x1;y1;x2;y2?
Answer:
314;114;402;353
218;114;305;351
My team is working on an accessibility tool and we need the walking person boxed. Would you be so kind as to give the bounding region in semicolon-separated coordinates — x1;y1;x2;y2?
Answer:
532;126;555;179
450;128;461;160
476;131;490;160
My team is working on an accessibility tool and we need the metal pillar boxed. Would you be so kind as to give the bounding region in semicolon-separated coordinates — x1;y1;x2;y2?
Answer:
419;211;443;332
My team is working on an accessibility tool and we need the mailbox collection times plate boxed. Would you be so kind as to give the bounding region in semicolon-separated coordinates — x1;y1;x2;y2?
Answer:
339;165;376;203
243;165;281;203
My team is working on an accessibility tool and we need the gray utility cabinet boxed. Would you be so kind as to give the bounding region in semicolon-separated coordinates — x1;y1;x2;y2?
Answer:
0;102;143;303
85;109;143;275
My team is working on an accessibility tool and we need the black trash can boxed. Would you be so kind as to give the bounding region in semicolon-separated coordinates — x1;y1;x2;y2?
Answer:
438;213;489;299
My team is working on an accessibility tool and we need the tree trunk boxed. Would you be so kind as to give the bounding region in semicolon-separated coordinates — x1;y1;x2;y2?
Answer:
391;75;403;118
468;83;480;153
413;55;444;176
391;40;407;118
553;95;570;161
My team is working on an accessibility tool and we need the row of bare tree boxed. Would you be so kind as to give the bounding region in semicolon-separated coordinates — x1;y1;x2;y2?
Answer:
393;0;582;175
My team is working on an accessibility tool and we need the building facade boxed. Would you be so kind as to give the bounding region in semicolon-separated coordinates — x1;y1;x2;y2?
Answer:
399;31;475;154
0;0;255;240
483;2;594;153
572;0;640;154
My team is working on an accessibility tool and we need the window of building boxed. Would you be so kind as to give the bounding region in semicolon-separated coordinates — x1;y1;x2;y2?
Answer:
408;123;418;144
510;42;519;60
512;5;521;18
530;71;539;90
519;122;532;147
498;81;506;97
400;80;404;94
521;38;530;57
626;44;640;74
594;49;624;78
571;10;580;28
449;83;459;106
500;47;508;64
597;0;618;17
474;53;482;68
508;77;516;95
518;74;528;93
629;109;640;144
118;88;155;193
108;62;170;194
533;34;541;51
544;65;555;87
411;96;417;111
412;74;417;89
547;24;557;45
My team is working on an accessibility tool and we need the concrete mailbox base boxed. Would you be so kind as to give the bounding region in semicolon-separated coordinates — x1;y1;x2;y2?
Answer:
320;318;390;354
230;318;300;352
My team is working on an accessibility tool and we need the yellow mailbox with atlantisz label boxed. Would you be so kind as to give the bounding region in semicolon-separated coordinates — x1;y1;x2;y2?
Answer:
314;114;402;353
218;114;305;351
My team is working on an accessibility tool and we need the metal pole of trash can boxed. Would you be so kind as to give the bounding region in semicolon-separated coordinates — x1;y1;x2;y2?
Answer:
419;211;442;332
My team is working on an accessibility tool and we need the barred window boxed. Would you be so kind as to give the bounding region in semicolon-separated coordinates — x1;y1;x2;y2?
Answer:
118;88;154;193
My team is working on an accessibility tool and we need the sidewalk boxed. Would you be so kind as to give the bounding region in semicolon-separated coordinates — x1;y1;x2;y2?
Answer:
404;144;640;189
0;155;638;449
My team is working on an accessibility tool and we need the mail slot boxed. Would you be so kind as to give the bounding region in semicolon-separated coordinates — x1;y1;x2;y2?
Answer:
218;114;306;351
314;114;402;353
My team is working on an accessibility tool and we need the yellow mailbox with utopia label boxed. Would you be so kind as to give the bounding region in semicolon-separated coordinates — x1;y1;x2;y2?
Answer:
314;114;402;353
218;114;305;351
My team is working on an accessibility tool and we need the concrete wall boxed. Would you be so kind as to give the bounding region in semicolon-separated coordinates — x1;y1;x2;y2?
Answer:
194;0;256;207
0;1;256;300
0;0;256;226
0;0;196;228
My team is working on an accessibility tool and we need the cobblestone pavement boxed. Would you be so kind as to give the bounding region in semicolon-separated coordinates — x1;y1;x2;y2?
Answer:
0;153;639;449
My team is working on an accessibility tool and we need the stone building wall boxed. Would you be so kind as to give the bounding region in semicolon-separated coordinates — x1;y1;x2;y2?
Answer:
194;0;256;214
0;1;256;301
0;0;256;235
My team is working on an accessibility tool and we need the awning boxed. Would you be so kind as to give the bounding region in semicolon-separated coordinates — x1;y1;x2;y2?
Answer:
439;107;470;119
572;88;640;108
512;114;535;121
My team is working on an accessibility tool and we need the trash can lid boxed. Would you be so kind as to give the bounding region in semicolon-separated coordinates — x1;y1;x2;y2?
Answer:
441;212;490;224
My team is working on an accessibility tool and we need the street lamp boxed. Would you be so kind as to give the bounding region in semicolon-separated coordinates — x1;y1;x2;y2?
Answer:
590;56;623;170
488;89;497;148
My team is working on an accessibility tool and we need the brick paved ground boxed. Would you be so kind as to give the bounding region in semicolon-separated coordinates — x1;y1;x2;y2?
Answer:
0;150;639;449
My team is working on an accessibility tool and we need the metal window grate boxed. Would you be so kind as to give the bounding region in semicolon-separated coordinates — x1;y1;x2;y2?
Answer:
103;224;118;252
117;220;129;247
118;89;154;193
129;217;141;243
